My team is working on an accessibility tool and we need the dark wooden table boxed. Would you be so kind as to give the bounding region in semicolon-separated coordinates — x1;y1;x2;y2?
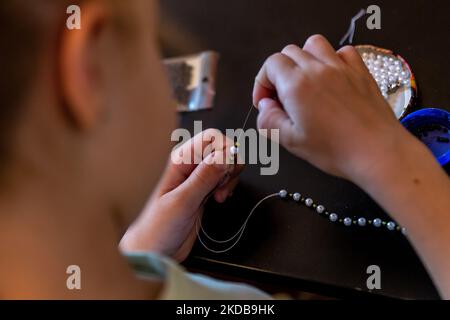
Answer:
160;0;450;299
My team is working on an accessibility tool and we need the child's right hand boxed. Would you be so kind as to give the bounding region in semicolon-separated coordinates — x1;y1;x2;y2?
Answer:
253;35;450;299
252;35;416;182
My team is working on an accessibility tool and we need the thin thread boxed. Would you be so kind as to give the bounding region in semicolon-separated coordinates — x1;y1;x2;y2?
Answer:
197;193;279;253
196;105;260;253
236;105;255;145
339;9;366;46
203;104;254;204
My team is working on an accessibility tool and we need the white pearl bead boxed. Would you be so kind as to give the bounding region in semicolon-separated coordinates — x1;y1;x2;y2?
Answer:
401;228;407;236
387;221;396;231
316;205;325;214
279;190;288;199
293;193;301;202
344;218;352;227
358;218;367;227
305;198;313;207
329;213;338;222
230;146;239;155
373;218;382;228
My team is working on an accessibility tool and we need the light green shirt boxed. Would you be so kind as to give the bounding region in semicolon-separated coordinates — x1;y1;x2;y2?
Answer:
126;252;272;300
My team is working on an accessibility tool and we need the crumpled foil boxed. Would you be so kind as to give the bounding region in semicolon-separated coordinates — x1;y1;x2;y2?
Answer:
164;51;219;112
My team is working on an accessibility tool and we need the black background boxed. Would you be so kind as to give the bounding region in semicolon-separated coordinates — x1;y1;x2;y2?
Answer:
160;0;450;299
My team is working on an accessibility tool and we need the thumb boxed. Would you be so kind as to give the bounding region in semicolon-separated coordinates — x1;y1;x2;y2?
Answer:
176;151;231;209
257;98;295;146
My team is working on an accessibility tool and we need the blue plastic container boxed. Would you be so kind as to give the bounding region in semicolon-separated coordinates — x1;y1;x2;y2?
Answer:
401;108;450;167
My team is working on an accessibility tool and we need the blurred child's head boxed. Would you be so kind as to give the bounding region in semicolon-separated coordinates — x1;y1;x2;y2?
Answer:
0;0;175;225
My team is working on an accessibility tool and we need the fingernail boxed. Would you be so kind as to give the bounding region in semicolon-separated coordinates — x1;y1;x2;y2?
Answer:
258;101;265;113
258;98;270;112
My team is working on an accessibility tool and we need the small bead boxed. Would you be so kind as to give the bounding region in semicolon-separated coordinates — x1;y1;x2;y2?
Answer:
329;213;338;222
344;218;352;227
401;228;407;236
358;218;367;227
293;193;301;202
279;190;288;199
230;146;239;155
387;221;396;231
305;198;314;207
316;205;325;214
373;218;382;228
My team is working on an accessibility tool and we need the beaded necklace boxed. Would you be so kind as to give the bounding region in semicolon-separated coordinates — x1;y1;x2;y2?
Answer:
197;189;406;254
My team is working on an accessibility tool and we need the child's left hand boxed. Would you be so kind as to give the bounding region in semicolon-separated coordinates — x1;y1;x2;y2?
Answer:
120;129;242;262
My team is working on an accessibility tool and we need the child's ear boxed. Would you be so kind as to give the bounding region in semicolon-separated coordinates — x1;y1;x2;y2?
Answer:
59;1;109;130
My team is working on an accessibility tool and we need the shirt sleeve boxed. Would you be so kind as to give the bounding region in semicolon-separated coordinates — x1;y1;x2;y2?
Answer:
125;252;273;300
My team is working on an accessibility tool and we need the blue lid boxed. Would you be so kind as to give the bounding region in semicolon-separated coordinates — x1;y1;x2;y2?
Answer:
401;108;450;167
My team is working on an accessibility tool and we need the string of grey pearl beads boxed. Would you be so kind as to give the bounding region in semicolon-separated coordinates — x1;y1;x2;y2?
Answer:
278;190;407;235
